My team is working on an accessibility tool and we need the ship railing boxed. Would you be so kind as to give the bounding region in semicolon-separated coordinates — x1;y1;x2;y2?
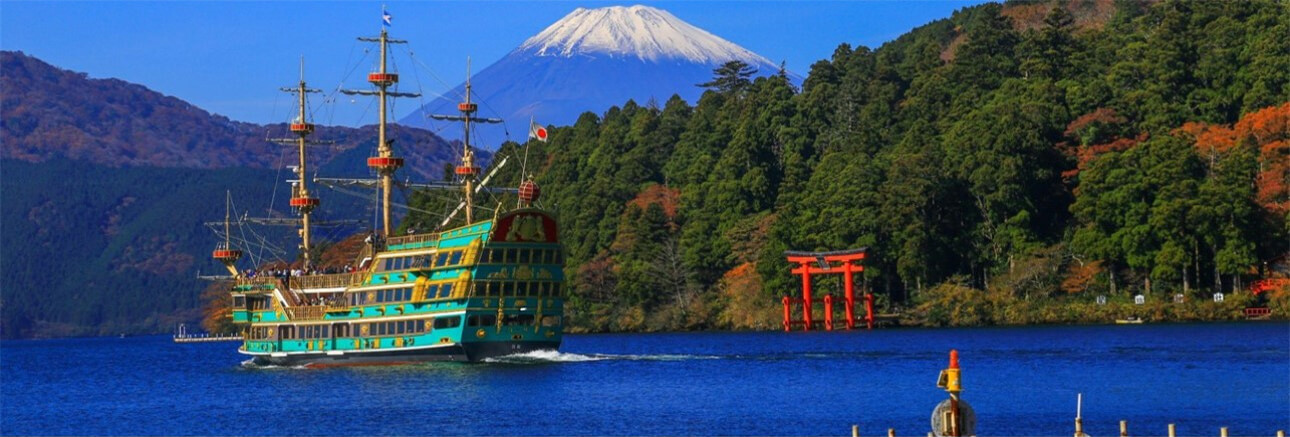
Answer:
284;305;327;321
235;276;282;291
325;300;353;313
291;272;360;290
386;232;440;249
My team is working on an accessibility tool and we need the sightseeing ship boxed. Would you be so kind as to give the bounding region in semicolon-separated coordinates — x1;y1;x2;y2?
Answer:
210;21;564;366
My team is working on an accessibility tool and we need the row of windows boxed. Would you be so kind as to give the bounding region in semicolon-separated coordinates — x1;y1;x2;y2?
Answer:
297;325;330;339
479;248;562;265
465;314;561;327
377;288;413;303
367;319;429;337
248;326;273;339
245;315;461;340
475;281;563;298
235;297;272;310
379;250;464;272
375;247;563;273
338;281;561;309
424;283;454;299
346;287;418;306
464;314;534;326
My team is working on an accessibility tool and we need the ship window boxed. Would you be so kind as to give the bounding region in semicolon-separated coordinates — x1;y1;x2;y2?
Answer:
392;258;404;270
436;252;449;267
515;250;527;264
248;298;270;310
449;251;463;265
503;314;535;326
419;256;433;268
376;323;386;336
467;314;497;326
381;258;392;271
438;284;453;299
396;321;406;334
426;285;440;299
554;251;562;264
488;282;500;296
516;282;530;296
500;282;514;295
232;296;246;308
433;316;461;329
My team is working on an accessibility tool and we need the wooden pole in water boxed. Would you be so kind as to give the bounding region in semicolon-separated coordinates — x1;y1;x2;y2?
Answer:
1120;420;1128;437
1167;423;1176;437
887;428;895;437
1276;430;1284;437
1220;427;1228;437
852;425;858;437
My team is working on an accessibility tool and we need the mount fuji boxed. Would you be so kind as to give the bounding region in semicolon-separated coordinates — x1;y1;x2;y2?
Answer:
399;5;787;142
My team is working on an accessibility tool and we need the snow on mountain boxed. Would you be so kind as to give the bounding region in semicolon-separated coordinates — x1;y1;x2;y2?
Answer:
400;5;789;143
519;5;775;65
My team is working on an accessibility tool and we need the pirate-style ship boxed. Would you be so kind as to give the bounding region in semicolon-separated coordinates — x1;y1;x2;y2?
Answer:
212;19;563;366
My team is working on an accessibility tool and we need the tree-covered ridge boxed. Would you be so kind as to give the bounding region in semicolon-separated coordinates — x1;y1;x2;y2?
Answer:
0;51;463;180
403;0;1289;331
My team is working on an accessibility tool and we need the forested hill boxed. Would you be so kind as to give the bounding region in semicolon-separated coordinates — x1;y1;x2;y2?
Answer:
404;0;1289;331
0;51;462;180
0;52;474;339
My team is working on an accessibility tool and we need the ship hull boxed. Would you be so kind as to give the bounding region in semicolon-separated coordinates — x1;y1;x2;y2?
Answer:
244;340;560;367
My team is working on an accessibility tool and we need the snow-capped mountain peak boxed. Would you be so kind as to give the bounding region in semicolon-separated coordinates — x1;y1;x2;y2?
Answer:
518;5;775;66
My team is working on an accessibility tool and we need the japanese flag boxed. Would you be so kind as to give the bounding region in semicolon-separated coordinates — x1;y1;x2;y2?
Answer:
528;120;548;143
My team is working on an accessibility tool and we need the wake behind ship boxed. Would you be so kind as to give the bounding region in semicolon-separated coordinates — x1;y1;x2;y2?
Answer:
208;13;565;366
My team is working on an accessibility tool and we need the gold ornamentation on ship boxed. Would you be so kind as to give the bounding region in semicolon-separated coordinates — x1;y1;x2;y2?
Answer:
488;267;511;279
506;214;546;241
516;265;533;280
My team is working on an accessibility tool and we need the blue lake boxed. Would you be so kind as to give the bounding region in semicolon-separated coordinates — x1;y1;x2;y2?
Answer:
3;322;1287;436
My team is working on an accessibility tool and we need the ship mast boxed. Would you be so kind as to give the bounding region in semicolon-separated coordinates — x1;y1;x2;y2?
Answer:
342;23;419;237
271;58;324;269
428;59;503;225
457;63;481;223
211;191;243;278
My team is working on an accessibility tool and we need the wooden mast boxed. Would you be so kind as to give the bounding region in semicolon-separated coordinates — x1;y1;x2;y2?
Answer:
268;57;325;269
344;13;418;237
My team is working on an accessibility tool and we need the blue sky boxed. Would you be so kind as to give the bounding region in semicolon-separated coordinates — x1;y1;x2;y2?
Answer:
2;1;988;127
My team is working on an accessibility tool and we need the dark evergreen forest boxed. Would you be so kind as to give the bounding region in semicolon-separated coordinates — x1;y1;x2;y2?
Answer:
405;0;1290;330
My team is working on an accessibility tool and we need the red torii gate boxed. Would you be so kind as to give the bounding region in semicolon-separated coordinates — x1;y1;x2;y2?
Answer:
782;248;874;331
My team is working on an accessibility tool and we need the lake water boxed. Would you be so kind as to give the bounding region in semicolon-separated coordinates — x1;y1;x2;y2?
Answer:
2;323;1287;436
